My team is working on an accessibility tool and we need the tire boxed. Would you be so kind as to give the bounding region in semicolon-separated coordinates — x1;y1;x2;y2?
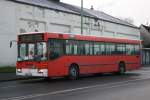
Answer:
118;63;126;74
68;64;79;80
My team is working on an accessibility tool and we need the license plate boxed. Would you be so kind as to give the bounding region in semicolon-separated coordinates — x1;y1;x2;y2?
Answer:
26;73;32;76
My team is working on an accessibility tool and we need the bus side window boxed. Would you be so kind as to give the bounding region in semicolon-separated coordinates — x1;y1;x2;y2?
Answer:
66;40;78;55
126;44;134;55
49;39;64;59
90;42;93;55
106;43;115;55
66;40;72;55
100;43;106;55
94;42;100;55
85;42;90;55
116;44;125;55
134;45;140;55
109;44;115;55
77;41;85;55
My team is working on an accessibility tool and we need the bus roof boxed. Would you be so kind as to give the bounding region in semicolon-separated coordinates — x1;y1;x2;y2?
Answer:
18;32;141;44
46;32;141;44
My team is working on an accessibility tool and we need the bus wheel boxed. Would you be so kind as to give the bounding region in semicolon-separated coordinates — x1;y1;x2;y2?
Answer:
69;64;79;80
118;62;126;74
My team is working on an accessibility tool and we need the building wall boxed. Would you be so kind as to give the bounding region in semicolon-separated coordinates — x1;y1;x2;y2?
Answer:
0;0;17;66
16;2;140;40
0;0;140;66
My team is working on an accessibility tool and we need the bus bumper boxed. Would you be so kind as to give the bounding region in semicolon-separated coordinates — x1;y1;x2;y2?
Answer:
16;68;48;77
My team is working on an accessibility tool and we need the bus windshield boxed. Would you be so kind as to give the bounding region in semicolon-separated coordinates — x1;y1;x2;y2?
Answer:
18;42;47;61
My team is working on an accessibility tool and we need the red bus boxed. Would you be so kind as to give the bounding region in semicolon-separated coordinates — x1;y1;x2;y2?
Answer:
16;32;141;79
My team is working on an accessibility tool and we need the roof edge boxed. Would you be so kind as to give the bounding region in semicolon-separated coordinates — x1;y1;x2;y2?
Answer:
7;0;139;29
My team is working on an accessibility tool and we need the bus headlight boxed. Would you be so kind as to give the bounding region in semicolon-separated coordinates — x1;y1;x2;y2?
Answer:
17;69;22;73
38;69;44;73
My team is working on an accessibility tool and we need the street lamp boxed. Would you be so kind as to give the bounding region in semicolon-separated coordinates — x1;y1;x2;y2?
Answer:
81;0;83;35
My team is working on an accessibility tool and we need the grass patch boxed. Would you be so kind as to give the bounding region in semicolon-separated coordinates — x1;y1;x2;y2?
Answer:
0;67;16;73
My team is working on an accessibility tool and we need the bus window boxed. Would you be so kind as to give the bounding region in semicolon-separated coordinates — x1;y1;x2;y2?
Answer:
66;40;78;55
126;44;134;55
134;45;140;55
78;41;85;55
85;42;90;55
110;44;115;55
94;42;100;55
28;44;35;60
116;44;125;55
66;40;72;55
106;43;115;55
89;42;93;55
18;43;27;61
100;43;105;55
94;42;106;55
49;40;64;60
130;45;135;55
36;42;47;61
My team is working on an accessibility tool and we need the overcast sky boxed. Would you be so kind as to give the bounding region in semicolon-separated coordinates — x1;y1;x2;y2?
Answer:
61;0;150;26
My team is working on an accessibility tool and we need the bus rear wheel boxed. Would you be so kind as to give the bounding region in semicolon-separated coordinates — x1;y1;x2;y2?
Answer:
118;62;126;74
68;64;79;80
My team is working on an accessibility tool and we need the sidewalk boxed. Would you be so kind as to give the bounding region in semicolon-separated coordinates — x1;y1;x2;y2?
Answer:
0;73;32;82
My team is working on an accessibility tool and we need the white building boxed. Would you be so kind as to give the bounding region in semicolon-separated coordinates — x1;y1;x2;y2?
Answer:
0;0;140;66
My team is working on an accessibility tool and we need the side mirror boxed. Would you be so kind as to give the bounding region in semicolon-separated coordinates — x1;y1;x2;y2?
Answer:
10;41;12;48
10;40;17;48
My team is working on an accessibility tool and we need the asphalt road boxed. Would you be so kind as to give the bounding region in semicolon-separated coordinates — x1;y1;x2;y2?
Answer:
1;67;150;100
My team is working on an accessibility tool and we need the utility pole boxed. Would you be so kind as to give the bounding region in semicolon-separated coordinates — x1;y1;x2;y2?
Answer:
81;0;83;35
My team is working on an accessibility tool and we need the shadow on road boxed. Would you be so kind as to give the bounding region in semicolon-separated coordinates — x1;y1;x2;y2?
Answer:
19;72;141;84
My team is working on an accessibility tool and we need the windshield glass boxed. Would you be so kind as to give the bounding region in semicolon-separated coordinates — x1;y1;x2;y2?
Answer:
18;42;47;61
35;42;47;61
18;43;27;61
28;44;35;60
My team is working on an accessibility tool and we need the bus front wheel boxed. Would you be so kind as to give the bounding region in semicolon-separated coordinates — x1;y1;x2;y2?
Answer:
68;64;79;80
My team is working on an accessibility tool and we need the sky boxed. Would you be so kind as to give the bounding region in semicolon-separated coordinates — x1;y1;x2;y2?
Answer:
61;0;150;26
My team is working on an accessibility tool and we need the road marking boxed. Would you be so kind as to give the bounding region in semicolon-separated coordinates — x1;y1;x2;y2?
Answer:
1;77;150;100
0;84;36;89
1;86;22;89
